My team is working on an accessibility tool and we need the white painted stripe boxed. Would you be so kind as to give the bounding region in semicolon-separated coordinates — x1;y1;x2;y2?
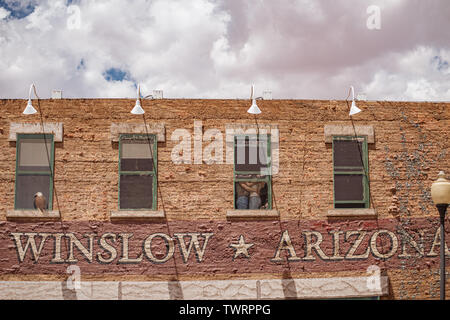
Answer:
0;276;388;300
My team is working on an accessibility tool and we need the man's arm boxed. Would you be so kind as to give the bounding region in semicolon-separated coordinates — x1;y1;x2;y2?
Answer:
239;182;254;193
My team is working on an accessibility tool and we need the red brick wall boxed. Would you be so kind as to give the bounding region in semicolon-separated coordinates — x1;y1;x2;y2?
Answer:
0;98;449;299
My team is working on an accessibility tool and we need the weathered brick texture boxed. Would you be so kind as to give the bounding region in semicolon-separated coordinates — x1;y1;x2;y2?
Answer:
0;98;448;300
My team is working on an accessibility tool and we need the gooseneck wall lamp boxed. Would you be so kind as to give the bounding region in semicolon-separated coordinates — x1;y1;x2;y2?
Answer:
431;171;450;300
247;84;261;115
348;85;362;116
23;83;39;115
131;84;145;115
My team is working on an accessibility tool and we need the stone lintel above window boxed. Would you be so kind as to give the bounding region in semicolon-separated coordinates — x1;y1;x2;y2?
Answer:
324;124;374;143
9;122;63;142
225;123;278;144
110;123;165;142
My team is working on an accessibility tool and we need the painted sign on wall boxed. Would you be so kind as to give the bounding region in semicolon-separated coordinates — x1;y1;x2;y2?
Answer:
0;218;447;275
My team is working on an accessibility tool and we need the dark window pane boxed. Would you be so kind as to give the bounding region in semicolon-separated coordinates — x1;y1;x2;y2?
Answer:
15;175;51;209
335;203;366;208
235;181;268;210
334;174;364;201
333;140;364;168
120;139;154;171
18;139;52;172
121;158;154;171
120;175;153;209
234;137;269;172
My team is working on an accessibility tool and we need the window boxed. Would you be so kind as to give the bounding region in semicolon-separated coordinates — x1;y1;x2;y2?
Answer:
332;136;369;208
119;133;157;210
14;134;54;210
233;134;272;210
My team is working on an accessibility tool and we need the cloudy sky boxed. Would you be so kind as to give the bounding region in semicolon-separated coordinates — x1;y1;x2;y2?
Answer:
0;0;449;100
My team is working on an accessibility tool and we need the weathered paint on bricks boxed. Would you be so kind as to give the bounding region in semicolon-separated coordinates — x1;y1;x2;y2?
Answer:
0;217;446;275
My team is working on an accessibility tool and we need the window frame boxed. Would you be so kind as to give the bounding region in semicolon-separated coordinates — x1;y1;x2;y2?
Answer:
233;133;272;210
14;133;55;210
332;135;369;209
118;133;158;211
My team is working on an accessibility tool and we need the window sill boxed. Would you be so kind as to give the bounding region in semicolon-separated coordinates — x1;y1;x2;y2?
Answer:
226;209;279;219
110;210;165;220
6;210;61;220
327;208;377;218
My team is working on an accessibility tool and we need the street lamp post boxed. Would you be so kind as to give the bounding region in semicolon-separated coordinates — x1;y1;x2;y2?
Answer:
431;171;450;300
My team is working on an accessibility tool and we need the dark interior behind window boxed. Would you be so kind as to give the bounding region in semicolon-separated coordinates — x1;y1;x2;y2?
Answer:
333;136;368;209
119;134;156;210
15;134;54;210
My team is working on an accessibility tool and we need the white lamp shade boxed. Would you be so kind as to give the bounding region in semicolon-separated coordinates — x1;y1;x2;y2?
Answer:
349;100;362;116
247;99;261;114
431;171;450;205
131;99;145;114
23;99;37;115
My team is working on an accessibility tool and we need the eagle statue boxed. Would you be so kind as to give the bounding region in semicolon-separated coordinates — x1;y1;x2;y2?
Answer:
33;192;47;213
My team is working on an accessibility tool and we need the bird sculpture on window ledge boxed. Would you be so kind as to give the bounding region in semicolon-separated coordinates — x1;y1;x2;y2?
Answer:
33;192;47;214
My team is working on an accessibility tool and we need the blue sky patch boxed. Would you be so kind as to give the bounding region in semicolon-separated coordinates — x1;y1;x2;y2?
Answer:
103;68;131;82
0;0;36;19
432;55;449;71
77;59;85;71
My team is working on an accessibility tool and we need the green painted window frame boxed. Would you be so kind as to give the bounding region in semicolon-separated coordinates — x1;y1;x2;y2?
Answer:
14;133;55;210
118;133;157;210
233;134;272;210
332;135;369;209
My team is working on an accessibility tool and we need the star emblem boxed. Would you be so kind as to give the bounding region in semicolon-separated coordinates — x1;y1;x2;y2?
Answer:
229;235;254;259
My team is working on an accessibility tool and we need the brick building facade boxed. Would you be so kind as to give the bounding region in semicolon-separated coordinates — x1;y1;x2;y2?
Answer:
0;98;448;299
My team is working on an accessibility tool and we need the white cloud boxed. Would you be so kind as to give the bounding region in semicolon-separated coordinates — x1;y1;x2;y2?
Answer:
0;7;10;20
362;46;450;101
210;36;237;69
0;0;449;101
